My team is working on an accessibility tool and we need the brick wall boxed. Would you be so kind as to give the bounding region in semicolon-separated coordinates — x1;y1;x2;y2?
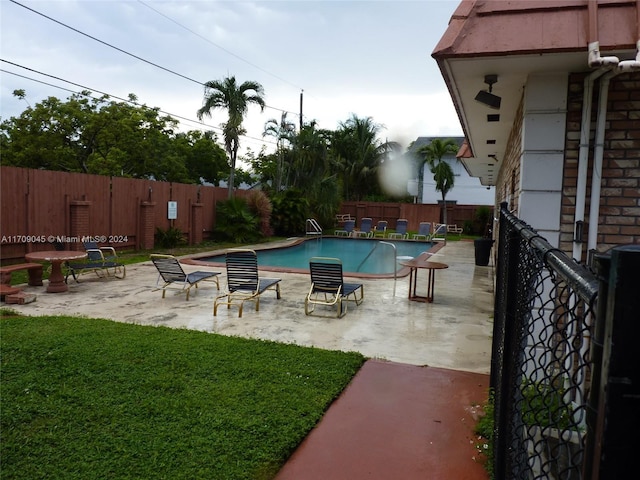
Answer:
561;72;640;256
496;91;524;214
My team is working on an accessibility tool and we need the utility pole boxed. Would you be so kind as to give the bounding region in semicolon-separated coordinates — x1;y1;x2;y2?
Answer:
299;90;303;130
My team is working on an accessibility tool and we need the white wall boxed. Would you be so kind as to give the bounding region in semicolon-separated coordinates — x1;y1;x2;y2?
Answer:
421;158;495;205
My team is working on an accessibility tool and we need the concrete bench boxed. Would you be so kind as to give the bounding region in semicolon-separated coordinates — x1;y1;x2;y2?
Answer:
0;262;44;287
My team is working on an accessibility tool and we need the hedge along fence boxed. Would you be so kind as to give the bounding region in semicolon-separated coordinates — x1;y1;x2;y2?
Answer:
0;166;234;261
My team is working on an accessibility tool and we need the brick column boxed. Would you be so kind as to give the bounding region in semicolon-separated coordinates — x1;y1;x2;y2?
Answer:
139;202;156;250
69;200;91;250
191;203;204;245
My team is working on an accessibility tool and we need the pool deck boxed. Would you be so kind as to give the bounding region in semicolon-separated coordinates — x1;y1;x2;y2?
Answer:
4;239;495;479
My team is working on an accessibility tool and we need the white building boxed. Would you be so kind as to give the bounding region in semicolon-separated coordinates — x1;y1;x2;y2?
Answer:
407;136;495;205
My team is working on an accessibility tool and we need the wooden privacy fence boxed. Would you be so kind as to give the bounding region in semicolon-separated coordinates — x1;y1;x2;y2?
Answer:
339;201;491;232
0;166;231;262
0;167;494;262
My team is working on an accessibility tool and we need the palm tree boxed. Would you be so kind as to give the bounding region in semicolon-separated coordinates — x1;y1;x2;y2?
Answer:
418;138;459;226
333;115;398;200
263;112;295;191
197;76;265;197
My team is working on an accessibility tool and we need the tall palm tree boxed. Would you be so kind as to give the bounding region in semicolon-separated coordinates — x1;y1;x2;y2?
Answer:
333;115;398;200
419;138;459;226
197;76;265;197
263;112;295;191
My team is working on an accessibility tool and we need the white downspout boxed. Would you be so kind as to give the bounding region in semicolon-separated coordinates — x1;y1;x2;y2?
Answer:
587;71;615;253
572;69;607;261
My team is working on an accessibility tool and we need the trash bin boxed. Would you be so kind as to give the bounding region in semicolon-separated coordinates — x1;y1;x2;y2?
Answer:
474;238;494;266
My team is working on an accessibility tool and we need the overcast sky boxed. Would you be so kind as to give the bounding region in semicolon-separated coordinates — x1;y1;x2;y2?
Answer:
1;0;463;155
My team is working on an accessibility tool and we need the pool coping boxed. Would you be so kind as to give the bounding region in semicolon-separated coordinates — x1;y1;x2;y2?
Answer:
181;236;446;279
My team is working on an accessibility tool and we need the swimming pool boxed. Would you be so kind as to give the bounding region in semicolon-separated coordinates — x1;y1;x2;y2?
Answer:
193;238;435;276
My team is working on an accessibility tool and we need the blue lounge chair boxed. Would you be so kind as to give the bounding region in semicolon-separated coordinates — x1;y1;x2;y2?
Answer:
66;241;126;282
388;219;408;240
151;254;219;300
373;220;388;238
214;249;281;317
353;217;373;238
305;257;364;318
335;219;355;236
412;222;432;241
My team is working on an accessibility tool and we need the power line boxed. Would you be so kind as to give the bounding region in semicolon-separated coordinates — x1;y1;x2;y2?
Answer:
137;0;304;92
0;61;278;149
8;0;298;118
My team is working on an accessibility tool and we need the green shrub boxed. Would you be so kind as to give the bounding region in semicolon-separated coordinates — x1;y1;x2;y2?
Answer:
474;206;493;237
463;219;474;235
245;190;274;237
270;189;310;236
215;197;260;243
521;380;574;430
155;226;186;248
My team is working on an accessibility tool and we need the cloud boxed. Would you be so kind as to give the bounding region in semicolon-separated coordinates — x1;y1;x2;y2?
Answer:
1;0;463;155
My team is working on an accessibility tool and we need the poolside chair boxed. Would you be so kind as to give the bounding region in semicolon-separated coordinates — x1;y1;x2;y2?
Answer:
411;222;432;241
151;254;219;300
388;219;408;240
65;240;126;283
305;257;364;318
373;220;388;238
430;223;448;241
353;217;373;238
214;249;282;318
335;219;355;237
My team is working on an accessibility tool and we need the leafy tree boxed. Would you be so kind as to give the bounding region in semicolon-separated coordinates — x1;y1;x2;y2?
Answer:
0;90;196;182
418;138;460;226
173;130;227;184
196;76;265;198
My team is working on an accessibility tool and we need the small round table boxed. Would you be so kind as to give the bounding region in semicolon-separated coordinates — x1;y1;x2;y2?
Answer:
400;259;449;303
25;250;87;293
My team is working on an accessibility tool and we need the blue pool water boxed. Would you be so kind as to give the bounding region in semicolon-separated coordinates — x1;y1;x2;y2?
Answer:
199;238;433;275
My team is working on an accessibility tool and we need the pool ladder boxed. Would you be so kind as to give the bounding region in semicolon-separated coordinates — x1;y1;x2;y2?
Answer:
356;241;397;296
306;218;322;239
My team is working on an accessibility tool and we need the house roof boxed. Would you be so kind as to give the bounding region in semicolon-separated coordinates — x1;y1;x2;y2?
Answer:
432;0;639;185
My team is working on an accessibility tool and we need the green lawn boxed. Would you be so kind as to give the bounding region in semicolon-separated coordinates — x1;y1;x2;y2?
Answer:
1;315;365;479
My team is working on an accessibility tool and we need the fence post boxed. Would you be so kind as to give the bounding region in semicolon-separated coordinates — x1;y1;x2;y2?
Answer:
139;202;156;250
593;245;640;479
191;203;203;245
69;200;91;250
490;202;521;480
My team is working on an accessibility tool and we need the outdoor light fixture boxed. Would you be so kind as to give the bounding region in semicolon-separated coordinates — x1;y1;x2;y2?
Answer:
475;74;501;109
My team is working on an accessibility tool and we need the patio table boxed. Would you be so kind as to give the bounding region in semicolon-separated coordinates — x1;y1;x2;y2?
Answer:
399;259;449;303
25;250;87;293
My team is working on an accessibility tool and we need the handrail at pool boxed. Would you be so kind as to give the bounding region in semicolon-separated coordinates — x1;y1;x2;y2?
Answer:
379;241;397;296
357;241;397;296
306;218;322;237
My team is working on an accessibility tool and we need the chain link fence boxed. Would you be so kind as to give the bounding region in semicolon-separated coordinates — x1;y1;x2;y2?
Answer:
490;204;601;479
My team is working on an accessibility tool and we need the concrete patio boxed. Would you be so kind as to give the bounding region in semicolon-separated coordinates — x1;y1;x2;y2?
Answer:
5;239;495;374
4;239;495;479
